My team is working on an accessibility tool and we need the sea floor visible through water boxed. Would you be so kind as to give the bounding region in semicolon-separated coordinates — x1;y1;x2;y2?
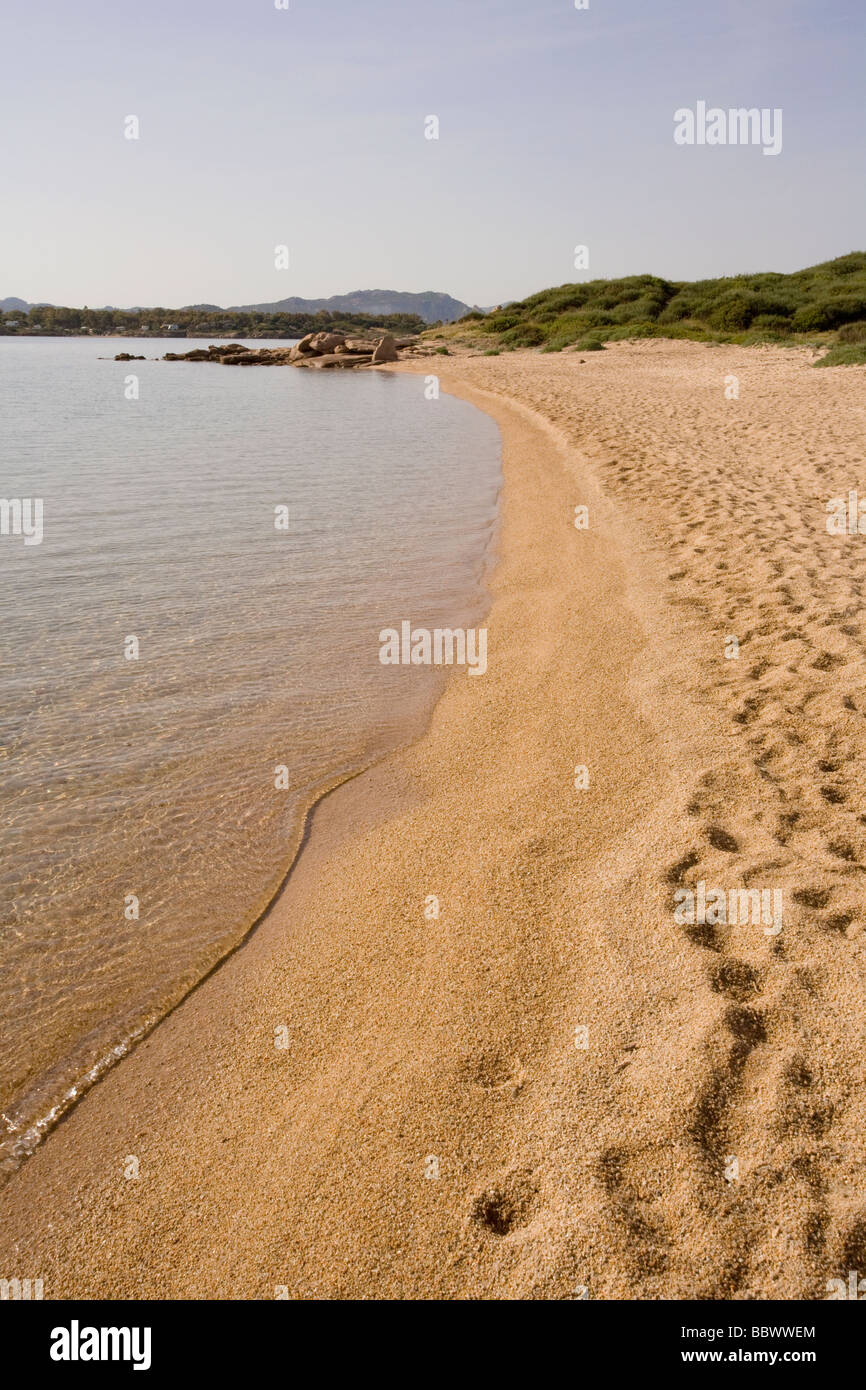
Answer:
0;337;502;1172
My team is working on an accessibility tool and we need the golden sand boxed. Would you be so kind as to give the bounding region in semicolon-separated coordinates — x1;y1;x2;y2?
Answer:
1;340;865;1299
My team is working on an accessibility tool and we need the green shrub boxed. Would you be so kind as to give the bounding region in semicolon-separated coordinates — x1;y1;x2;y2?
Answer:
751;314;793;333
657;297;692;323
836;320;866;344
709;293;761;331
738;327;788;344
529;286;592;318
791;303;836;331
481;313;519;333
605;322;662;341
820;251;866;277
814;344;866;367
435;346;450;355
551;312;605;335
577;338;605;351
792;298;866;332
501;322;546;347
832;297;866;322
609;296;663;324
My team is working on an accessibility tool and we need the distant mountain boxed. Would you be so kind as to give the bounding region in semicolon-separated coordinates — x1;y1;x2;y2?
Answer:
2;289;481;324
228;289;473;324
0;298;59;311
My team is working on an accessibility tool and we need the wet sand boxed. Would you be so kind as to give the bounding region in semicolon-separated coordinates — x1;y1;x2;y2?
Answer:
2;340;865;1299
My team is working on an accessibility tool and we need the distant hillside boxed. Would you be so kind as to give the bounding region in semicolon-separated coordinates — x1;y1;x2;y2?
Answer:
4;289;476;325
229;289;473;324
459;253;866;365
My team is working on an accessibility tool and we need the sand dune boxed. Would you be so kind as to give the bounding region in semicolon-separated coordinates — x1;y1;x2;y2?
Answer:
1;340;865;1299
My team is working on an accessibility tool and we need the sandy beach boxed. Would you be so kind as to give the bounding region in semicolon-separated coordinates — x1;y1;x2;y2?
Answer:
2;339;865;1300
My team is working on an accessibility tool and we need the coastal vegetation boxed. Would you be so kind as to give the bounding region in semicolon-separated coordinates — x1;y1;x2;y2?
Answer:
0;304;427;338
442;252;866;365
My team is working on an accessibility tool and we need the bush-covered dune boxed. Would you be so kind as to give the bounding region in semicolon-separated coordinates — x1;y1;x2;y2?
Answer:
451;253;866;364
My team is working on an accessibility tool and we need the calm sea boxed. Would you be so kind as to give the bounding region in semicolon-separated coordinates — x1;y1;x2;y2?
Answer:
0;337;501;1173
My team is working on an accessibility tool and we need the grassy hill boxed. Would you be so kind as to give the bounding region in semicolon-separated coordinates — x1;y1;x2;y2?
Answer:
441;253;866;365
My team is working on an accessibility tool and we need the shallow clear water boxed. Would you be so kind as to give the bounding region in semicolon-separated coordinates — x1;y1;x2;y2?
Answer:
0;337;501;1170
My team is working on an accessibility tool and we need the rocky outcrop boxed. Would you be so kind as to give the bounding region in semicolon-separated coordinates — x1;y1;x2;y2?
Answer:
162;332;417;370
306;331;346;353
164;343;294;365
371;334;398;363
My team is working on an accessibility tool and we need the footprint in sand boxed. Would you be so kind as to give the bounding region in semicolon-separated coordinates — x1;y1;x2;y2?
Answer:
710;959;762;1002
705;826;740;853
469;1171;537;1237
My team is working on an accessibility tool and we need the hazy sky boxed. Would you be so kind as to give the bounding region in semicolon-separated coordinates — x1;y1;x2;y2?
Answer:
2;0;863;307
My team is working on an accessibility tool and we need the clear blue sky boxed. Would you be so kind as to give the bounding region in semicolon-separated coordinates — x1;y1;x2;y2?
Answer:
1;0;863;307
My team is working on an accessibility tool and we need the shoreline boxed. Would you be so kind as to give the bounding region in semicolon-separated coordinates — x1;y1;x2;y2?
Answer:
0;367;503;1183
0;762;377;1180
1;365;615;1297
2;343;865;1298
1;378;500;1184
